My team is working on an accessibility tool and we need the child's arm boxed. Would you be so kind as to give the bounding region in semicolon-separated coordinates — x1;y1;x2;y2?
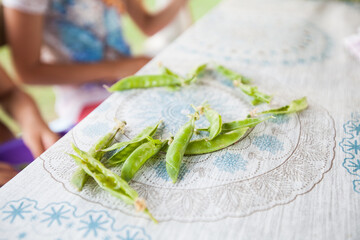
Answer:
0;66;59;157
4;8;150;85
123;0;189;36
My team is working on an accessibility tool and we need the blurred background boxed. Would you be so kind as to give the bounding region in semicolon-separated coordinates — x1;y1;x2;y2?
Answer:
0;0;221;133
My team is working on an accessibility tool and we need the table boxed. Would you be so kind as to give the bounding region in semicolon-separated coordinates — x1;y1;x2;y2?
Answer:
1;0;360;239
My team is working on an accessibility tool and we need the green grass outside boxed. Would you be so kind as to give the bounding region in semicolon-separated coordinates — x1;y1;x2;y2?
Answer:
0;0;221;133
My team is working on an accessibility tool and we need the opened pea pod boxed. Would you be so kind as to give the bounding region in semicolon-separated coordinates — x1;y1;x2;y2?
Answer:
70;144;157;223
71;120;126;191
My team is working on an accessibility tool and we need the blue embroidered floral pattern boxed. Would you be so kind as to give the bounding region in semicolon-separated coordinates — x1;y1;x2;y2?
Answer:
213;152;247;173
253;134;284;154
340;112;360;193
0;198;151;239
41;205;70;227
2;202;32;224
78;214;108;237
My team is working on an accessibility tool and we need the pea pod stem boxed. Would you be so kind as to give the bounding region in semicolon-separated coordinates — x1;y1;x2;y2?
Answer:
166;111;199;183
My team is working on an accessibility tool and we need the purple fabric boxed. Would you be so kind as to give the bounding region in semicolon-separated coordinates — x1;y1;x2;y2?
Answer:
0;131;68;170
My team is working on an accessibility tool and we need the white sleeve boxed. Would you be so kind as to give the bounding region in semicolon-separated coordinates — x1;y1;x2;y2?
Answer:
2;0;48;15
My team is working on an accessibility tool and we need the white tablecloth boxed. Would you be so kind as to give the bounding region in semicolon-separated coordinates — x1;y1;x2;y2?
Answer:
1;0;360;239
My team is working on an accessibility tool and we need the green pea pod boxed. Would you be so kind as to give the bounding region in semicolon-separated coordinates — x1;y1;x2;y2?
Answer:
69;146;158;223
70;168;89;191
185;127;249;155
108;140;146;166
70;153;134;205
183;63;207;85
202;105;222;140
237;84;272;106
109;75;181;91
121;138;165;182
103;120;162;152
166;113;199;183
221;116;272;132
216;65;252;84
71;122;125;191
258;97;308;115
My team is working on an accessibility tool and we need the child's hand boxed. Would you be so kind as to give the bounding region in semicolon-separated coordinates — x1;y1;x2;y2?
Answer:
0;162;18;186
22;123;59;158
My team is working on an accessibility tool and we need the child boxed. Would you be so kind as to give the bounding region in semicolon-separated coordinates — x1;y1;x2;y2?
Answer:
0;65;59;186
3;0;189;124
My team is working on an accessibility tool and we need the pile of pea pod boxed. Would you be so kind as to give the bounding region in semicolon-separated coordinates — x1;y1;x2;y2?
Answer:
69;63;309;222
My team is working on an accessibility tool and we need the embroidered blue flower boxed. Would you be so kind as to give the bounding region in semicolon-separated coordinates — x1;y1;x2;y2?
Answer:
344;120;360;136
104;8;131;56
213;152;247;173
269;114;290;125
341;139;360;155
2;202;31;223
343;159;360;177
78;214;108;237
154;160;188;181
253;134;284;154
0;198;151;238
56;20;104;62
41;205;70;227
340;114;360;194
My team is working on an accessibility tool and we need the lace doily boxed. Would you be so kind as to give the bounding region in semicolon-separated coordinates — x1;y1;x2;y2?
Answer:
41;72;335;222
